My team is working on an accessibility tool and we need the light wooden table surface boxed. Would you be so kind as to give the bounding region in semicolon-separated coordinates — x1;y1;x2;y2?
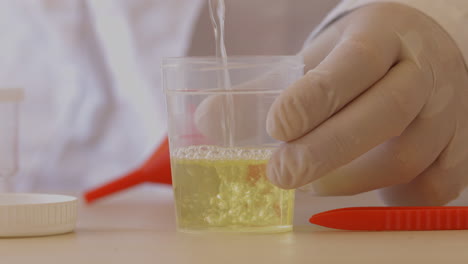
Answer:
2;186;468;264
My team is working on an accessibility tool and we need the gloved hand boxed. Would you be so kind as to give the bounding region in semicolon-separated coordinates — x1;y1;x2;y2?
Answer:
266;3;468;206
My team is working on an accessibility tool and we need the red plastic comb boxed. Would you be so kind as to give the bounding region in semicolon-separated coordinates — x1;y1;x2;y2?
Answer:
310;207;468;231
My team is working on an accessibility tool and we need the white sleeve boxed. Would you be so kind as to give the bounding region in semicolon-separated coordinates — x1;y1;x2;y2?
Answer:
307;0;468;65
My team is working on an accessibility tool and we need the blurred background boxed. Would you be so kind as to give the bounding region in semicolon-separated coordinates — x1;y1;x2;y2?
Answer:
3;0;468;210
188;0;339;56
1;0;338;192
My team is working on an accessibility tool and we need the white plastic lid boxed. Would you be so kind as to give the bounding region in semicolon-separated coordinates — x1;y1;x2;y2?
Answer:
0;88;24;102
0;193;78;237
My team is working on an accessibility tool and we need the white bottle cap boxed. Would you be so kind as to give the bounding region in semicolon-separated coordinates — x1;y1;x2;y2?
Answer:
0;193;78;237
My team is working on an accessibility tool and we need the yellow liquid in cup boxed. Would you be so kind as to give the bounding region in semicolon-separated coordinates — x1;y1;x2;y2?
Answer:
171;146;294;233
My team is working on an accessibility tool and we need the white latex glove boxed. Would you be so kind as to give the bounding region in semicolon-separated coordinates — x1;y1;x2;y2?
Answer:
266;3;468;206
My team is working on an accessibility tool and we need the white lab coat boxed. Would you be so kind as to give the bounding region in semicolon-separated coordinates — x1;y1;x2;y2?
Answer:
3;0;204;191
3;0;467;193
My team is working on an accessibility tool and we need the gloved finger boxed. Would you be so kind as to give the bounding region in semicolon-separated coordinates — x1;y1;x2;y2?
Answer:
300;96;454;196
194;93;268;144
300;24;341;72
267;27;400;142
195;24;340;144
379;119;468;206
267;60;429;189
194;69;301;145
379;160;468;206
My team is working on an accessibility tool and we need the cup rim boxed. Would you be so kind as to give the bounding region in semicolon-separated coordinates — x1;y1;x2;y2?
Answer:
161;55;304;69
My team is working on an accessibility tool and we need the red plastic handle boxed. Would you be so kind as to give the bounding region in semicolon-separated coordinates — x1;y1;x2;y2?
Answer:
84;137;172;204
310;207;468;231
